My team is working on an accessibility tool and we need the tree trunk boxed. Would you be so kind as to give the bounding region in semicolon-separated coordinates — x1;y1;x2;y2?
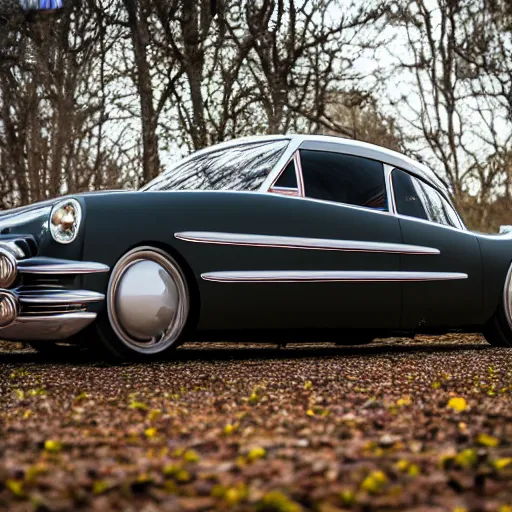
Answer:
123;0;160;184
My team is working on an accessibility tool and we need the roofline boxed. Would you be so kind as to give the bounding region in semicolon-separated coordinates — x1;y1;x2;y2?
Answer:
212;134;448;196
150;133;450;200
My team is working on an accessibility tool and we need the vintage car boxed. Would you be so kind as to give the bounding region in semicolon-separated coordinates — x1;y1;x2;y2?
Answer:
0;134;511;360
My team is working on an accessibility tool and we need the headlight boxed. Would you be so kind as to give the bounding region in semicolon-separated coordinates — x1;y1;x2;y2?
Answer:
49;199;82;244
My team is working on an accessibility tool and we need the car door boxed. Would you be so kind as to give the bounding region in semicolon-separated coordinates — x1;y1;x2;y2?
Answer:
269;147;406;330
391;168;483;329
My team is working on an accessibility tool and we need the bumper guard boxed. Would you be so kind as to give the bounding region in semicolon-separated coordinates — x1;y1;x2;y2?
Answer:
0;242;109;341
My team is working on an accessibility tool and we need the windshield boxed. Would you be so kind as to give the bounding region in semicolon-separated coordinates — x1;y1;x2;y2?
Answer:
142;140;289;192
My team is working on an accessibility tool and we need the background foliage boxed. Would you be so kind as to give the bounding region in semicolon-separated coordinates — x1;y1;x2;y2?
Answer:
0;0;511;231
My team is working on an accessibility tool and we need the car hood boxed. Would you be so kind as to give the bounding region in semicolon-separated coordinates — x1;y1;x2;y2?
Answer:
0;190;128;219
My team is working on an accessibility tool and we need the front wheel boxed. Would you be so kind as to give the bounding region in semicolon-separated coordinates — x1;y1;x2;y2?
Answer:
95;246;191;361
483;265;512;348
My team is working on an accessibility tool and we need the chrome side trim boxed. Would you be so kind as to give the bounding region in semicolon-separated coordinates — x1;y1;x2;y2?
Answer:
18;289;105;304
384;164;397;215
175;231;440;255
201;270;468;283
0;312;96;341
294;150;305;197
18;258;109;275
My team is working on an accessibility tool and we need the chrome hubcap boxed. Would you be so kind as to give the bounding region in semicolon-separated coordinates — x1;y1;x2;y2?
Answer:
107;247;189;354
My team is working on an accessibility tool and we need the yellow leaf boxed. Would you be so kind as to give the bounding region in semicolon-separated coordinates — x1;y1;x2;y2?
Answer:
304;380;313;390
361;471;388;494
175;469;191;482
144;427;157;438
454;448;477;469
25;463;48;482
183;449;200;463
339;489;355;505
306;409;315;417
408;464;420;477
223;423;238;435
247;447;266;462
396;396;412;407
93;480;109;495
493;458;512;470
148;409;162;422
476;433;499;447
129;401;148;410
447;397;468;412
163;464;180;477
432;381;441;389
44;439;62;453
22;410;32;419
259;491;302;512
6;479;24;497
395;459;409;472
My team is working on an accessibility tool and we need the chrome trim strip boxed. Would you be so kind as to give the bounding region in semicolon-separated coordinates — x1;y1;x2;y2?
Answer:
175;231;440;255
384;164;397;215
18;289;105;304
0;312;96;341
294;151;305;197
201;270;468;283
268;186;300;197
18;258;109;275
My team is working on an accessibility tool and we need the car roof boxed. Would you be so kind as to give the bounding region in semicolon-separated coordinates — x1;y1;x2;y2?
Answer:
156;134;449;199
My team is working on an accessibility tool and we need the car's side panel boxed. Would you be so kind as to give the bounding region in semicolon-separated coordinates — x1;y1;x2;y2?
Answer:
398;217;483;328
81;191;405;331
474;234;512;322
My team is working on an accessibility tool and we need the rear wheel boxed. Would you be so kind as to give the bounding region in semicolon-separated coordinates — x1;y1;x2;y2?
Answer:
483;264;512;348
95;246;190;361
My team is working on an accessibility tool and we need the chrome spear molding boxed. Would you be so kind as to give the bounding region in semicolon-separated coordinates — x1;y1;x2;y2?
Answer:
201;270;468;283
18;258;110;275
175;231;440;255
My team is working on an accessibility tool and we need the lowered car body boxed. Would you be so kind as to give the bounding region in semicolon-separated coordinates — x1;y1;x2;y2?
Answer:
0;135;511;359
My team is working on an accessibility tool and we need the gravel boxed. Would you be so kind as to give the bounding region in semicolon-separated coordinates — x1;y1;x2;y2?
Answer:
1;335;511;511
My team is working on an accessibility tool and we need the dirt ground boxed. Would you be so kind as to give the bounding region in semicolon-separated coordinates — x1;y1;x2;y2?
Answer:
1;335;511;511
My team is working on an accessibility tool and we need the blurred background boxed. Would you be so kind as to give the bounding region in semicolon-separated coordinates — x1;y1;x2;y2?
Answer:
0;0;510;232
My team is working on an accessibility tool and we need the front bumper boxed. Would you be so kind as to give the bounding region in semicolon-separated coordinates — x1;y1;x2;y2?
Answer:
0;238;109;341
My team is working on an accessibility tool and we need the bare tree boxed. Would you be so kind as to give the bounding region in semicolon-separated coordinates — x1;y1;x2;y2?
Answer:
0;1;134;208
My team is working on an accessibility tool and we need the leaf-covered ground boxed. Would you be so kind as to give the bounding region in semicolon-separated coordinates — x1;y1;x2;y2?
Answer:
1;336;511;511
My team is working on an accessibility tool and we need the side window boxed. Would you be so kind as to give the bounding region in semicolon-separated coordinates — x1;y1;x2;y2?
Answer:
392;169;462;228
299;150;387;210
274;161;297;188
269;159;299;196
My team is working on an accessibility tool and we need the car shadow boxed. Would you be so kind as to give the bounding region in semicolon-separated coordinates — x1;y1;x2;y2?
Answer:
0;341;493;366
